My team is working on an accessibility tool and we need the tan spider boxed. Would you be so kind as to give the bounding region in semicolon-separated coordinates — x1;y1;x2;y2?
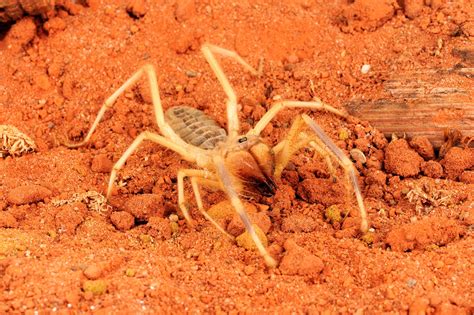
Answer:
67;44;368;267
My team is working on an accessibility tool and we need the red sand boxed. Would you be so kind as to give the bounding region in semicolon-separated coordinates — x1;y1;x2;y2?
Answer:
0;0;473;313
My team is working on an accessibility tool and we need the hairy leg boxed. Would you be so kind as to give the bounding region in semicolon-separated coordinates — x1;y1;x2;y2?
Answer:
213;155;277;267
272;114;368;233
301;114;368;233
107;131;196;199
201;43;261;138
65;64;185;147
248;100;348;137
273;118;337;181
189;176;234;240
176;168;230;235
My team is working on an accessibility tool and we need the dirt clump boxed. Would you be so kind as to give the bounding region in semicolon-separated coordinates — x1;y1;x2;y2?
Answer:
459;200;474;225
109;211;134;231
296;178;346;206
385;217;464;251
145;216;172;240
281;213;318;233
126;0;147;18
279;239;324;277
91;153;113;173
459;170;474;184
43;17;67;34
83;264;103;280
54;202;86;235
441;147;473;180
408;297;430;315
6;184;52;205
399;0;425;19
3;17;36;51
236;225;268;250
421;160;443;178
337;0;397;32
0;212;19;228
120;194;165;221
384;139;424;177
174;0;196;22
410;136;435;160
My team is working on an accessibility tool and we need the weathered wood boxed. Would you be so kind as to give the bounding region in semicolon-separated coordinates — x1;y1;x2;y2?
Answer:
347;51;474;149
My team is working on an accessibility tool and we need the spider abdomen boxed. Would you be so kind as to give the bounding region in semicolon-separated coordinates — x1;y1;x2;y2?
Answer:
165;106;227;150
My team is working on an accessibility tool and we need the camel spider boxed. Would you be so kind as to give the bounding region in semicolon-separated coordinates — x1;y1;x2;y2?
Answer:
66;43;368;267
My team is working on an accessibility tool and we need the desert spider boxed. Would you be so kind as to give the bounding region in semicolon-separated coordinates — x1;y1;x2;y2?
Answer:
67;43;368;267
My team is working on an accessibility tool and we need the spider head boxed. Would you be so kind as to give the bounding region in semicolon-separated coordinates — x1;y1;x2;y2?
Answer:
225;137;276;198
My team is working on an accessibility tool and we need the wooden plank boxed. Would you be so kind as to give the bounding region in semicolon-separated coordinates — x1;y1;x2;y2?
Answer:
346;50;474;148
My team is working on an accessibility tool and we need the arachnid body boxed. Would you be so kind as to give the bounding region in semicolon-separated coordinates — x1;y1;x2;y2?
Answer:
67;44;368;267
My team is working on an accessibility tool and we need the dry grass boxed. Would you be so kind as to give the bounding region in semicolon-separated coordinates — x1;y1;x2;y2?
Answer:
52;191;111;214
0;125;36;157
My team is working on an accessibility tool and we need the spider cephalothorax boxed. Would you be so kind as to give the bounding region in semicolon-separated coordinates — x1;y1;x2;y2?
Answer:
66;43;368;267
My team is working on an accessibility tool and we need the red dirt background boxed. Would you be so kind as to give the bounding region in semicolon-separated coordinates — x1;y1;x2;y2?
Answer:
0;0;473;313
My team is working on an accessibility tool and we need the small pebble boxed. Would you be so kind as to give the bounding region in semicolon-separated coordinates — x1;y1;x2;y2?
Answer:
110;211;135;231
127;0;147;18
407;278;417;288
55;203;86;235
169;214;179;222
185;70;197;77
287;54;299;64
130;24;139;34
83;280;107;295
35;75;51;90
83;265;102;280
207;200;256;221
91;154;113;173
125;268;136;277
174;0;196;22
350;148;367;164
433;260;444;269
243;265;256;276
361;64;371;74
408;297;429;314
123;194;165;220
385;286;396;299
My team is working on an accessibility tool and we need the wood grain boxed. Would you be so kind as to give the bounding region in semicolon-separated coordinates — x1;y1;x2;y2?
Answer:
346;49;474;148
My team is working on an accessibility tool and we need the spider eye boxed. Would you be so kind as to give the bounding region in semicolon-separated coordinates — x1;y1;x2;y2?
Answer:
238;137;247;143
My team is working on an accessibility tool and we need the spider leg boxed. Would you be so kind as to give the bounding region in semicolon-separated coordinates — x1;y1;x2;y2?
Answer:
176;169;233;240
273;115;308;178
189;176;234;240
273;117;336;180
308;140;338;182
301;114;368;233
272;114;368;233
248;100;348;137
201;43;261;138
107;131;197;199
65;64;185;147
213;155;277;267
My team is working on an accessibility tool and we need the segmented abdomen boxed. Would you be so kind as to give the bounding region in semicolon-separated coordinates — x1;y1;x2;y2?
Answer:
165;106;227;150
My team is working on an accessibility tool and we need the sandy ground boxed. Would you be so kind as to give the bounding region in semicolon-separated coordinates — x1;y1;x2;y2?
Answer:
0;0;473;313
